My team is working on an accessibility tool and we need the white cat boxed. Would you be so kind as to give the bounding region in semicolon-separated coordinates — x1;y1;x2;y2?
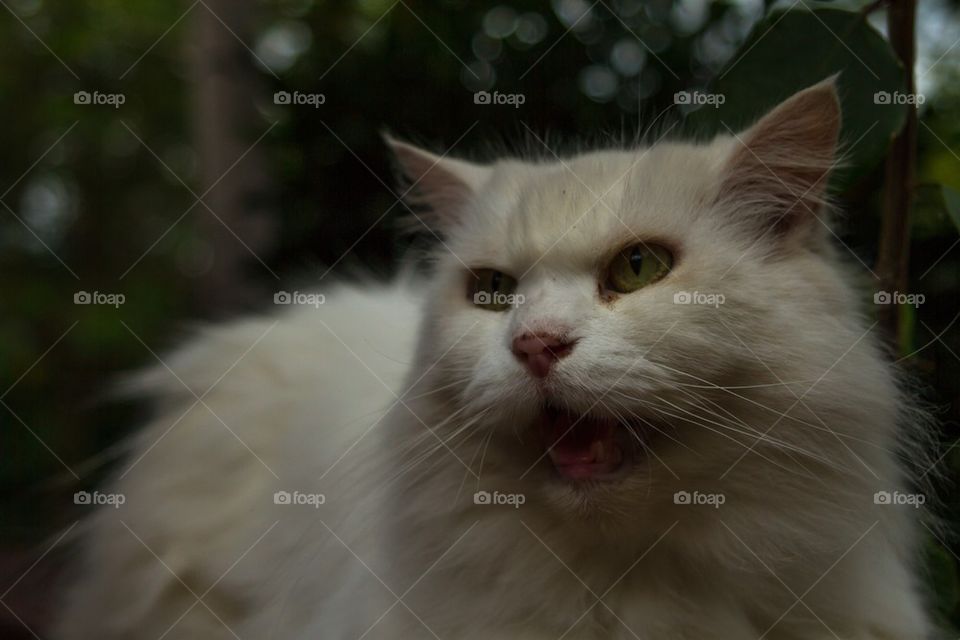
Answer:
56;79;934;639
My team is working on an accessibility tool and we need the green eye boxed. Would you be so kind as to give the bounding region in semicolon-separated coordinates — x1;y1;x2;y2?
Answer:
606;243;673;293
469;269;519;311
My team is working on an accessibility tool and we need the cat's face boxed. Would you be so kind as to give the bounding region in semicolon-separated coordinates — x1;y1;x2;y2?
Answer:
389;79;870;518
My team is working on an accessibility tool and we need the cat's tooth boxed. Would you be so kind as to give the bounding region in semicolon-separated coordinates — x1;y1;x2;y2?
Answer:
591;440;605;462
611;444;623;466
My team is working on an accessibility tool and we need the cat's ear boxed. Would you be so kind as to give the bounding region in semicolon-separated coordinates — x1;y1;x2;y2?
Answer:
383;134;491;230
715;77;841;241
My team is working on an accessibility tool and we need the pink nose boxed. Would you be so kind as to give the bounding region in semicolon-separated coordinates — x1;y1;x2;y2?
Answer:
511;332;577;378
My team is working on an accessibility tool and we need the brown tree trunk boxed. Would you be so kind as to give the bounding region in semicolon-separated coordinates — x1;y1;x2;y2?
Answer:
875;0;917;350
187;0;275;315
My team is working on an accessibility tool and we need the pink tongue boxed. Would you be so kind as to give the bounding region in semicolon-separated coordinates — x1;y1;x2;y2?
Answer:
542;410;622;479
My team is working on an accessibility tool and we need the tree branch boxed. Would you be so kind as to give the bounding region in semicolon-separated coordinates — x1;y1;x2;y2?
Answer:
875;0;918;350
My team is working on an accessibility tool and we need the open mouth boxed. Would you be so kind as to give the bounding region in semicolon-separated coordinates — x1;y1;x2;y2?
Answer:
540;404;632;481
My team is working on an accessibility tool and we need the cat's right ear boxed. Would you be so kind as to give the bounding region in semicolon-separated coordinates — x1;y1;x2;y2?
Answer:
383;134;491;231
714;77;841;244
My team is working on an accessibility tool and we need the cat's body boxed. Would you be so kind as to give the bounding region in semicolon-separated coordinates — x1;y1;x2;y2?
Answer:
57;80;933;639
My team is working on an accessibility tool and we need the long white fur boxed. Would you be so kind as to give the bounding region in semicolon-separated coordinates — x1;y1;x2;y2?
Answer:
56;80;933;639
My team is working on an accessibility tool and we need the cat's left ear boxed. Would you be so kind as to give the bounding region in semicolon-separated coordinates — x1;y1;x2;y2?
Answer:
383;134;491;231
715;77;841;241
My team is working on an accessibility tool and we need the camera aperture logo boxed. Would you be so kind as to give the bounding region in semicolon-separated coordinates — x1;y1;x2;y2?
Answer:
874;290;924;308
673;490;725;509
74;291;125;308
473;490;525;509
474;90;525;108
274;290;325;308
74;490;126;509
74;90;125;109
273;490;325;508
673;290;724;308
274;91;325;108
873;490;924;508
473;291;524;308
674;91;725;108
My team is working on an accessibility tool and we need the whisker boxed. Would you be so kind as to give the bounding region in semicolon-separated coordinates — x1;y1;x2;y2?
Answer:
632;364;896;454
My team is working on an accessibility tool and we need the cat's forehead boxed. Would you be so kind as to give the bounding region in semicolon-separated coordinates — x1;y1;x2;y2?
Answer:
452;143;725;270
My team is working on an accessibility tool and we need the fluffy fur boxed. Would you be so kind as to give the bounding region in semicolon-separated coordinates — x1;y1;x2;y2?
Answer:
57;79;933;639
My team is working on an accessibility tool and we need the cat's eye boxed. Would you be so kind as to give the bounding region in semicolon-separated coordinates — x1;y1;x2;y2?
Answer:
605;243;673;294
469;269;519;311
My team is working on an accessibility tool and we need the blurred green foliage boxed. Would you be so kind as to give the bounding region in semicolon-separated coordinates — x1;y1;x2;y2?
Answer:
2;0;960;633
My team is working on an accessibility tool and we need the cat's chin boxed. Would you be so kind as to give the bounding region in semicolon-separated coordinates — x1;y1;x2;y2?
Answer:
539;403;642;482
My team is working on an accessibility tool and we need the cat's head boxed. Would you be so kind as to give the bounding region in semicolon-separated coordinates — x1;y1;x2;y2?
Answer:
387;79;894;523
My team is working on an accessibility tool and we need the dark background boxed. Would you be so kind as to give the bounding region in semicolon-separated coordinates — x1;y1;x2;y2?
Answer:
2;0;960;636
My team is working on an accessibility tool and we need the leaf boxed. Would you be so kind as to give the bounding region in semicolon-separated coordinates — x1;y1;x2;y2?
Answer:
943;185;960;233
688;7;908;189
